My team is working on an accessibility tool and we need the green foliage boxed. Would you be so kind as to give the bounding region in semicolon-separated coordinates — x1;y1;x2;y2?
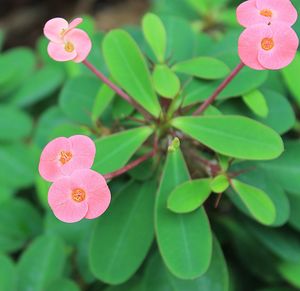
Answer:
90;181;155;284
173;57;230;80
102;29;161;117
172;116;283;160
155;149;212;279
167;179;211;213
93;127;153;174
1;0;300;289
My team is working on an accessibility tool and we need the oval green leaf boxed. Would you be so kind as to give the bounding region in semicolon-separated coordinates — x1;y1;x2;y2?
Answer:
17;235;66;291
89;181;155;284
155;149;212;279
231;179;276;225
153;64;180;98
59;75;101;127
0;105;33;141
242;89;269;118
0;255;16;291
142;13;167;63
92;126;153;174
167;178;211;213
210;175;229;193
173;57;230;80
103;29;161;117
171;116;283;160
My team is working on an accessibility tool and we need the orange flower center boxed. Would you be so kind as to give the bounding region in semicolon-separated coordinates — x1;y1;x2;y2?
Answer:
64;41;75;52
260;9;272;17
261;38;274;51
59;151;72;164
71;188;86;202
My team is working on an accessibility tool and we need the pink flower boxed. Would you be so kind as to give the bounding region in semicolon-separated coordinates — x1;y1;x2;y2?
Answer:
238;22;299;70
237;0;297;27
39;135;96;182
48;169;111;223
43;17;92;63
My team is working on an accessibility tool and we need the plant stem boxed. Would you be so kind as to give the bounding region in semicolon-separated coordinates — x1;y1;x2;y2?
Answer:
193;62;245;116
103;136;158;180
82;60;153;120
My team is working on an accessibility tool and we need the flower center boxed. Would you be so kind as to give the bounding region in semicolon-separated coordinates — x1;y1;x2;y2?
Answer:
261;38;274;51
71;188;86;203
260;9;272;17
64;41;75;52
59;151;72;164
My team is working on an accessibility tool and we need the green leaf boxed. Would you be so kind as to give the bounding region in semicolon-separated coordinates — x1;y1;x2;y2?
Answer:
278;261;300;288
173;57;230;80
288;194;300;231
231;179;276;225
153;65;180;98
59;75;101;127
0;254;16;291
0;144;36;189
143;238;229;291
0;48;35;95
0;105;33;141
155;149;212;279
90;181;155;284
242;89;269;118
45;278;80;291
112;97;134;119
0;198;42;253
92;84;115;121
167;179;211;213
103;29;161;117
182;56;268;106
172;116;283;160
142;13;167;63
93;127;153;174
17;235;66;291
258;141;300;194
187;0;209;14
11;65;64;107
246;222;300;263
230;165;289;226
282;52;300;105
210;175;229;193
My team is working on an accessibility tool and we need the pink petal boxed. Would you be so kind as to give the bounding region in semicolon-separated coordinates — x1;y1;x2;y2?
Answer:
38;137;70;182
47;41;77;62
238;24;272;70
237;0;267;27
67;169;111;219
44;18;68;43
69;18;83;30
256;0;298;26
258;22;299;70
64;29;92;63
39;159;63;182
48;177;88;223
40;137;70;161
60;155;95;176
69;135;96;159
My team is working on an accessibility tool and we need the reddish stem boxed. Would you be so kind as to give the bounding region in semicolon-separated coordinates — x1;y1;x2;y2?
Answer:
103;136;158;180
82;60;152;120
214;193;223;208
193;62;245;115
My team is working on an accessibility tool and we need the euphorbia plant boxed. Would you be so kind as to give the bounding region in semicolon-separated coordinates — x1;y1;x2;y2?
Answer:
35;0;300;288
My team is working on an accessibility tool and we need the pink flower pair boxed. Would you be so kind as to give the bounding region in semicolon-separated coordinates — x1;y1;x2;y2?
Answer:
44;18;91;62
237;0;299;70
39;135;111;223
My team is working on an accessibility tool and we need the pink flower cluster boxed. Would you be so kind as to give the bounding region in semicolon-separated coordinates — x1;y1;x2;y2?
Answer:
237;0;299;70
39;135;111;223
44;18;91;62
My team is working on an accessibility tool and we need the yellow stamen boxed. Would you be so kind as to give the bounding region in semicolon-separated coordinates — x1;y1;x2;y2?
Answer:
261;38;274;51
71;188;86;203
59;151;72;164
260;9;272;17
64;42;75;53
